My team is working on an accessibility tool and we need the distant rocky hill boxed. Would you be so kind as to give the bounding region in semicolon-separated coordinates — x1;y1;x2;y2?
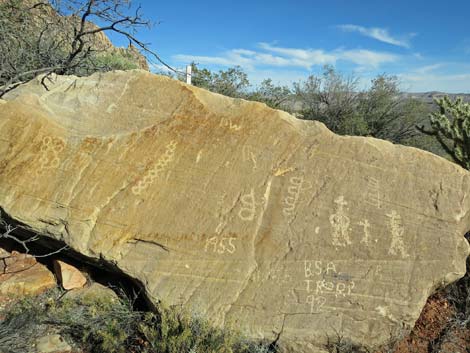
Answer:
281;91;470;113
403;92;470;105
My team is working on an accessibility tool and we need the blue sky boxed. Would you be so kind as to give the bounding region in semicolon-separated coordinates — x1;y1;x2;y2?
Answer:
111;0;470;92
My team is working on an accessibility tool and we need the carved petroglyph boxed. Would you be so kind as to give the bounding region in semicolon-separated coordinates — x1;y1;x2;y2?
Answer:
329;196;352;247
215;219;227;235
220;117;241;131
132;140;177;195
36;136;66;175
304;260;338;277
205;235;237;254
196;150;203;163
366;177;381;209
358;219;372;245
314;279;355;298
274;167;294;176
238;189;257;221
306;295;327;313
387;210;409;258
303;260;355;313
283;176;303;217
283;176;312;217
242;145;257;169
80;137;102;155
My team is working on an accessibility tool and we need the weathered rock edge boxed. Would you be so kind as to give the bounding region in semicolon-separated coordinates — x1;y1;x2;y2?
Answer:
1;70;470;353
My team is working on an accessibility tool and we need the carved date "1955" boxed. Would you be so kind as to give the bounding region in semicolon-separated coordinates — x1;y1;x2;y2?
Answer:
205;236;237;254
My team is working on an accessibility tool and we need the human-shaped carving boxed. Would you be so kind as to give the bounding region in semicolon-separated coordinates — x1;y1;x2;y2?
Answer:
329;196;352;247
387;210;409;258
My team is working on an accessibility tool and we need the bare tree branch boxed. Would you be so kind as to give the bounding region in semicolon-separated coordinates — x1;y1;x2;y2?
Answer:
0;212;69;258
0;0;178;97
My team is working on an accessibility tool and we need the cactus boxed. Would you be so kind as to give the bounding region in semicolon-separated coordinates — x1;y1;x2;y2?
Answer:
417;96;470;170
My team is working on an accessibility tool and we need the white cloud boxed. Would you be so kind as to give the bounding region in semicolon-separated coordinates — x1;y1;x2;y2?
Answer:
338;24;413;48
413;63;444;74
257;43;337;66
339;49;398;68
172;54;236;67
172;43;399;71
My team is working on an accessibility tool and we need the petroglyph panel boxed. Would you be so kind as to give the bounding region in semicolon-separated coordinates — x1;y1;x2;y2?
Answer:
2;71;470;353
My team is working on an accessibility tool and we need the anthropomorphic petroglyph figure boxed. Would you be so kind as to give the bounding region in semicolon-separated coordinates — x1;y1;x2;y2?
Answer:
387;210;409;258
329;196;352;247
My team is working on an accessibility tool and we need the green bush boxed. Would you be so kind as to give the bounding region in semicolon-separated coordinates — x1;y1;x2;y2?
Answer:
0;287;271;353
92;52;140;72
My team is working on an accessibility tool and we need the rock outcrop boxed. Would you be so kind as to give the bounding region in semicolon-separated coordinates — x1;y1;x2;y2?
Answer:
0;251;56;305
1;70;469;352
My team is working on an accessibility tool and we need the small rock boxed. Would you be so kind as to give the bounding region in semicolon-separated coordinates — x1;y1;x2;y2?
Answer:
35;334;72;353
53;260;87;290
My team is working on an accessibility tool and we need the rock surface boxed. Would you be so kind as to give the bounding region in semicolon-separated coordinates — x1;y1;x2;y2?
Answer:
63;282;119;303
1;70;470;352
53;260;87;290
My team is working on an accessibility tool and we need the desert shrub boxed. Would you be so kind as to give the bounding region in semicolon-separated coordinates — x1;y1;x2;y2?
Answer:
0;291;50;353
0;287;271;353
325;333;369;353
143;303;270;353
91;52;140;72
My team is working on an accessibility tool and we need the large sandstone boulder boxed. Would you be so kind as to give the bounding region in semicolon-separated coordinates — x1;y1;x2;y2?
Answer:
0;70;469;352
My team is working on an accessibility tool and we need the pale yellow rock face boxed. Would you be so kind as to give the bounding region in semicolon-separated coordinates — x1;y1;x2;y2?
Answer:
1;70;470;352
